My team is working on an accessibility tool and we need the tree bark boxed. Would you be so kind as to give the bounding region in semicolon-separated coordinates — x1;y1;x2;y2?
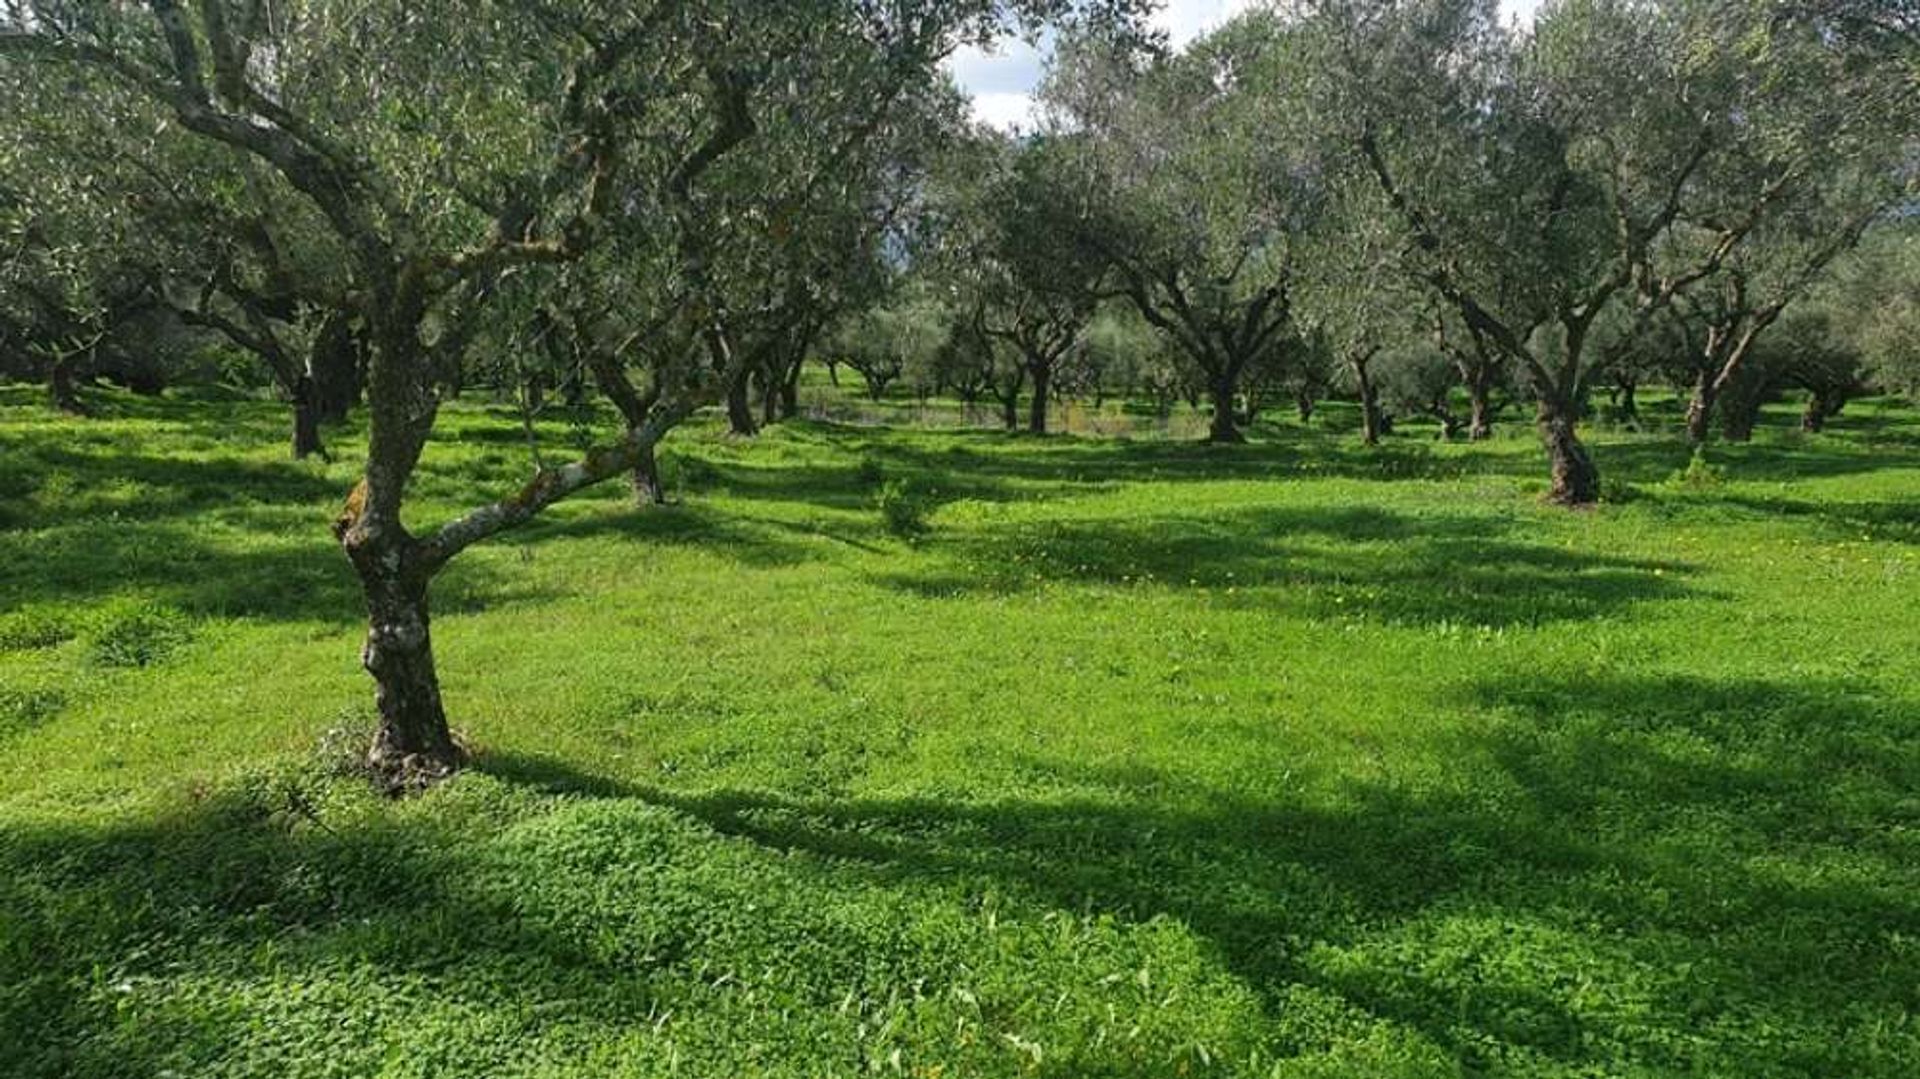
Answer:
1538;399;1599;505
1614;378;1638;419
1684;370;1717;445
632;441;666;505
725;367;757;436
760;369;781;427
1721;398;1760;442
1027;360;1051;434
1207;371;1245;444
1352;355;1382;446
779;362;801;419
291;375;327;460
310;316;361;424
1467;380;1493;441
48;354;85;414
994;366;1024;431
334;516;461;790
1801;390;1844;433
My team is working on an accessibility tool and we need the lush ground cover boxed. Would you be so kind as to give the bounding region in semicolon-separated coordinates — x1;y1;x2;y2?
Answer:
2;385;1916;1078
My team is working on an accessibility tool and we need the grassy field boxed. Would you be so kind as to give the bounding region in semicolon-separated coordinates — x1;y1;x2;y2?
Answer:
2;384;1917;1078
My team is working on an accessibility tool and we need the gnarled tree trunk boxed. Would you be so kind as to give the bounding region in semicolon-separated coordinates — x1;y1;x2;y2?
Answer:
1467;383;1493;440
334;507;461;790
1027;360;1051;434
632;442;666;505
1801;389;1844;433
1612;377;1638;419
1207;370;1245;444
1351;352;1383;446
725;368;756;436
1538;398;1599;505
310;313;363;423
48;353;85;414
1684;370;1717;445
760;369;781;426
1721;399;1760;442
291;375;327;460
779;365;801;420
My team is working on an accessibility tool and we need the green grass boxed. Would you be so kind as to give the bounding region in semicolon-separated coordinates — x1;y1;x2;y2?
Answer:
2;384;1917;1078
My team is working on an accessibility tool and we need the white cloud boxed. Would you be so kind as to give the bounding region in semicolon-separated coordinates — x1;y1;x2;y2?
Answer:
950;0;1548;130
1148;0;1257;50
968;90;1044;132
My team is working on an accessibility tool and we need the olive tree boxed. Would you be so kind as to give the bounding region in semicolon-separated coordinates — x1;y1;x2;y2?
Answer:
931;130;1110;433
1044;15;1314;443
2;0;1124;786
1297;0;1828;501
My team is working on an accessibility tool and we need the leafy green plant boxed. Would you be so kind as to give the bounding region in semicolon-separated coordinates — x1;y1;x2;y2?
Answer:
87;598;194;668
1670;447;1725;490
875;477;928;537
0;687;64;737
0;605;75;652
1598;476;1639;504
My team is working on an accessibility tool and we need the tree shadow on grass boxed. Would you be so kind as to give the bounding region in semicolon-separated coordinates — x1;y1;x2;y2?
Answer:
475;669;1917;1077
0;443;344;532
848;421;1920;492
496;498;870;567
1674;492;1920;545
2;670;1910;1076
873;505;1697;629
0;516;559;626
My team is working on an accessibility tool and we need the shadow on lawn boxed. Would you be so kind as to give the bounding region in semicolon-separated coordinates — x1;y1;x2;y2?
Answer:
478;670;1915;1076
874;504;1698;628
1680;492;1920;545
1;671;1911;1075
0;443;343;532
0;516;562;625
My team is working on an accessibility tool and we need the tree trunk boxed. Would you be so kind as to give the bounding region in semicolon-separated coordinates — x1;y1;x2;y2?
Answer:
1352;357;1382;446
1461;369;1493;440
48;354;85;414
726;368;757;436
1294;388;1314;424
291;376;327;461
1801;390;1843;433
1207;372;1244;444
1801;394;1826;433
1538;399;1599;506
1615;378;1638;419
779;363;801;419
996;369;1023;432
310;313;363;423
1721;398;1760;442
632;441;666;505
761;369;781;427
1027;360;1051;435
335;524;460;790
1684;370;1717;445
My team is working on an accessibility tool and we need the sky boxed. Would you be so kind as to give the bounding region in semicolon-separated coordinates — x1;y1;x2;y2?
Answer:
948;0;1546;130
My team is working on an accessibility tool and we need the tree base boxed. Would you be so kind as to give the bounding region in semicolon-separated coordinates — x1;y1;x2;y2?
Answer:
365;734;466;796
